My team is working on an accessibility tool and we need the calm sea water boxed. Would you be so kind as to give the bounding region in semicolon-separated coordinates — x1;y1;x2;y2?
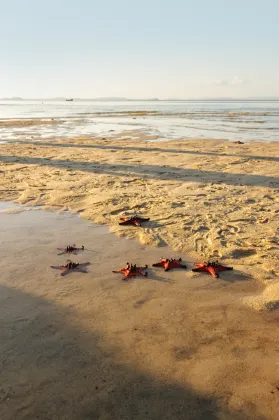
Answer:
0;100;279;142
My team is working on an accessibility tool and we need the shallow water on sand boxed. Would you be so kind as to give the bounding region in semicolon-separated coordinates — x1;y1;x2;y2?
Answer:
1;99;279;143
0;201;186;279
2;202;279;419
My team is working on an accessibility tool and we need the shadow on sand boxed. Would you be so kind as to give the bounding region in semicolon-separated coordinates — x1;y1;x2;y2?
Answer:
14;140;279;163
0;284;262;420
1;154;278;188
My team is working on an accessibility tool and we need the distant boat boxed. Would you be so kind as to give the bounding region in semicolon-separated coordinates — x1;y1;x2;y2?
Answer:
66;98;74;102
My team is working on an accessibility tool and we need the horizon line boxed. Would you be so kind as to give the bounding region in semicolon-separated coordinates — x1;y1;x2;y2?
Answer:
1;96;279;102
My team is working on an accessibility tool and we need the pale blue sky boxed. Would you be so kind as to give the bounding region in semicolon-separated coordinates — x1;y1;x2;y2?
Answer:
1;0;278;98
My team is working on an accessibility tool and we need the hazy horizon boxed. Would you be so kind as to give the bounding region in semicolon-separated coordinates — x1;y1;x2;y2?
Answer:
2;96;279;101
1;0;278;99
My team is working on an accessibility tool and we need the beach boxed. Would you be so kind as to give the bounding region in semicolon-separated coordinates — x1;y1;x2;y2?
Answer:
1;202;279;420
1;124;279;418
1;136;279;285
2;0;279;415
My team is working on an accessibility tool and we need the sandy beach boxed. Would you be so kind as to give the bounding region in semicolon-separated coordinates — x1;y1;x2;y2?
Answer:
0;203;279;420
2;0;279;416
1;133;279;419
1;136;279;298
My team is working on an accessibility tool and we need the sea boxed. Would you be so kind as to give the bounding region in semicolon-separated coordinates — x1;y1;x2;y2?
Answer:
0;99;279;143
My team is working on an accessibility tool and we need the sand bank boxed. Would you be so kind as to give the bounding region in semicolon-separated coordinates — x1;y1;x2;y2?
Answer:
1;204;279;419
0;118;62;128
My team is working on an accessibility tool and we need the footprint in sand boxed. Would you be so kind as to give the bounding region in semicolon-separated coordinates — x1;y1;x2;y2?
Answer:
133;297;150;308
110;207;130;215
245;199;256;204
229;218;252;223
172;346;197;361
224;225;241;234
139;229;166;247
171;202;185;208
230;249;257;258
194;237;205;253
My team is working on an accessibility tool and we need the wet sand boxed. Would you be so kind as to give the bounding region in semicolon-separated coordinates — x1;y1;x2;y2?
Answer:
1;204;279;419
1;136;279;311
0;118;61;128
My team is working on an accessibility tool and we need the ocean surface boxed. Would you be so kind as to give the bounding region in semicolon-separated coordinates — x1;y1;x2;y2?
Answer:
0;99;279;143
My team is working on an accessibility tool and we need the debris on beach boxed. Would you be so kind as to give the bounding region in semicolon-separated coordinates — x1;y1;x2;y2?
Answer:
152;258;187;272
51;260;90;276
119;215;150;227
192;261;233;278
57;244;85;255
233;141;244;144
113;262;148;280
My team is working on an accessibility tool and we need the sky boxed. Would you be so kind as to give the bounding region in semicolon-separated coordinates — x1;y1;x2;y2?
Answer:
1;0;279;99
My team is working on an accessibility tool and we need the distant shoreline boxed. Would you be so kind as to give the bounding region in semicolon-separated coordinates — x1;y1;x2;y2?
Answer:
2;97;279;102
